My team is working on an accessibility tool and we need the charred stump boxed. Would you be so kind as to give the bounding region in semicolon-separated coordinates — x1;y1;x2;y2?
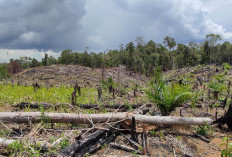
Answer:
71;84;78;106
77;86;81;96
112;88;115;99
197;77;203;86
214;104;232;129
32;81;40;92
98;87;102;100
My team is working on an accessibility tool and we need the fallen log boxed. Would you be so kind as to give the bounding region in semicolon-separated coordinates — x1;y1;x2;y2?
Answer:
0;112;213;126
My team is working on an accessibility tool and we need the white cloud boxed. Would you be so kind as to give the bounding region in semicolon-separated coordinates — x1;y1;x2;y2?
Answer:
204;19;232;39
19;32;41;43
0;49;60;63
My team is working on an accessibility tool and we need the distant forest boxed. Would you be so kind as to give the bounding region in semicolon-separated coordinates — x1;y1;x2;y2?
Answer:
3;34;232;76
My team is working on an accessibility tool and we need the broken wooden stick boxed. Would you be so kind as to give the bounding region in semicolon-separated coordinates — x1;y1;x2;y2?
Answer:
192;133;210;143
109;143;141;154
121;134;141;149
0;112;213;126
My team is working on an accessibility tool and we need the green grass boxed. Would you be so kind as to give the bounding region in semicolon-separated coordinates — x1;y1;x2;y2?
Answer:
0;84;98;106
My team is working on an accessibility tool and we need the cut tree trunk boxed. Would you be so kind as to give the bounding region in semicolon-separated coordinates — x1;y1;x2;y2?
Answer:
0;112;213;126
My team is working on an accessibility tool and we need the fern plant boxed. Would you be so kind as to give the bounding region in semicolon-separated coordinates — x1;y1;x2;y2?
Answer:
146;71;192;116
208;81;226;93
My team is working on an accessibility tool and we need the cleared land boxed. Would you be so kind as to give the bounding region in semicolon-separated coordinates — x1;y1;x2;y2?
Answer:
0;64;231;156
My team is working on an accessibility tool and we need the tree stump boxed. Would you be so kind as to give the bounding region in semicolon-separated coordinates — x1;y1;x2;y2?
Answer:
214;104;232;129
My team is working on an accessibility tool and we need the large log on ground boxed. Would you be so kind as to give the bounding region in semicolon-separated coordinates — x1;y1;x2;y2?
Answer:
0;112;213;126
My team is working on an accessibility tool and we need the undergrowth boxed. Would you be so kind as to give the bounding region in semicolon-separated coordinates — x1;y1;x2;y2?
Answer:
0;84;98;106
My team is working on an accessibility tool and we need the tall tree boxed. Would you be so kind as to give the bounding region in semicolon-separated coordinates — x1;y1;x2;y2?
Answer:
205;34;222;65
42;53;48;66
163;36;176;69
59;50;73;65
126;42;135;70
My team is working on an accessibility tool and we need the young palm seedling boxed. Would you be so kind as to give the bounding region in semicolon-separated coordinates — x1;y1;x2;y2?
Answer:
146;70;192;116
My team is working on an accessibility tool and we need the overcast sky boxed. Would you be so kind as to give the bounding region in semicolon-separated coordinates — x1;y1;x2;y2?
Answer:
0;0;232;62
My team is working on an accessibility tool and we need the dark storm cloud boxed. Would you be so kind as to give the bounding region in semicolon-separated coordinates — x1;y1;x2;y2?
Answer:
1;0;232;63
0;0;86;50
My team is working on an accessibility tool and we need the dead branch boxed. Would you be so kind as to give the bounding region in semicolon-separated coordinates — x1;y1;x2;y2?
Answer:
109;143;141;154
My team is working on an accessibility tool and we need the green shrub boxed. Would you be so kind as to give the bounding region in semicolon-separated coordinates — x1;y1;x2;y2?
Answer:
208;80;226;93
196;124;213;136
214;73;225;83
222;63;231;70
146;70;192;116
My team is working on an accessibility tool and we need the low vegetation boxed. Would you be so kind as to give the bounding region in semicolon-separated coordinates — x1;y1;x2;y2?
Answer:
0;84;98;107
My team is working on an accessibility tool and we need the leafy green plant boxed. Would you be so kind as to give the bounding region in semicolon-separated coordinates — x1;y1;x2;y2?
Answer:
39;103;50;127
0;129;11;138
146;70;192;116
195;123;213;136
214;73;225;84
7;140;41;157
221;135;232;157
7;141;25;156
213;103;220;109
100;77;115;89
59;138;70;149
150;129;164;139
176;135;181;141
131;150;139;157
222;63;231;70
190;91;203;109
150;129;156;137
208;81;226;93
